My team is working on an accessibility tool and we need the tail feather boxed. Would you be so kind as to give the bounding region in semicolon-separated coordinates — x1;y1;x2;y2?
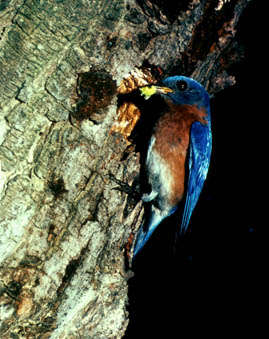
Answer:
133;205;177;258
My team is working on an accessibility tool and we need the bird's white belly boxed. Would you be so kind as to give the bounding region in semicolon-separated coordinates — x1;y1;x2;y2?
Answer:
146;137;173;209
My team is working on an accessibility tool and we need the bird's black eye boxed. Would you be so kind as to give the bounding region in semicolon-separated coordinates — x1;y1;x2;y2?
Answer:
176;80;188;91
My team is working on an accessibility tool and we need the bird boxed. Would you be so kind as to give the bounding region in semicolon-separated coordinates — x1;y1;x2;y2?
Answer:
133;75;212;258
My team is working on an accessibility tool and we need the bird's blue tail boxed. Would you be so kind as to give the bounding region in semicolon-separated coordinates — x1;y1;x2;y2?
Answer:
133;205;177;258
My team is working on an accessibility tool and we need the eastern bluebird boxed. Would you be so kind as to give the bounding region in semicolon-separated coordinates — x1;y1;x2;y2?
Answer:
133;75;212;258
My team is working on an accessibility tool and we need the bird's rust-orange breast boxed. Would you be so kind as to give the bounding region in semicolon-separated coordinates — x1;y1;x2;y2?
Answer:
153;103;208;205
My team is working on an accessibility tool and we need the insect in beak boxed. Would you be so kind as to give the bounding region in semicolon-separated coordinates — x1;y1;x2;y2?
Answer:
139;85;173;100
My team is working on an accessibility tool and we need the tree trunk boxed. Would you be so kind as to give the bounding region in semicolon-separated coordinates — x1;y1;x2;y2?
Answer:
0;0;251;337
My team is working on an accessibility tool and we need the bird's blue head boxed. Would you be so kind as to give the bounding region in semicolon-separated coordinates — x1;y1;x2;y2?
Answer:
159;75;210;116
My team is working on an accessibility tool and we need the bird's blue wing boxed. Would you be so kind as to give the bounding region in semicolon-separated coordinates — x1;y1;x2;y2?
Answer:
180;121;212;234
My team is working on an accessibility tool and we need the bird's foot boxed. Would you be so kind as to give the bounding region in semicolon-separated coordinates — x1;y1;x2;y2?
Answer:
109;173;141;200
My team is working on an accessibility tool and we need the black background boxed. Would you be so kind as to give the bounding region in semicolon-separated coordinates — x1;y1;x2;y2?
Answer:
124;1;262;337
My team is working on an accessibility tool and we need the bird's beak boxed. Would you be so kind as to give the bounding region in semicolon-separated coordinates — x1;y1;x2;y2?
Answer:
154;86;174;94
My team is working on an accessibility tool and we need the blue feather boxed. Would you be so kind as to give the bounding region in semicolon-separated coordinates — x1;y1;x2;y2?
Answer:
133;205;177;257
180;121;212;234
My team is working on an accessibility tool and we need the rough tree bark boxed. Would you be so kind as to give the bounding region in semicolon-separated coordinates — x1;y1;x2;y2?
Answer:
0;0;250;338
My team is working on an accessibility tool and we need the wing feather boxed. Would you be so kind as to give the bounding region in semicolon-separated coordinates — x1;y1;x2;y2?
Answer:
180;121;212;234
